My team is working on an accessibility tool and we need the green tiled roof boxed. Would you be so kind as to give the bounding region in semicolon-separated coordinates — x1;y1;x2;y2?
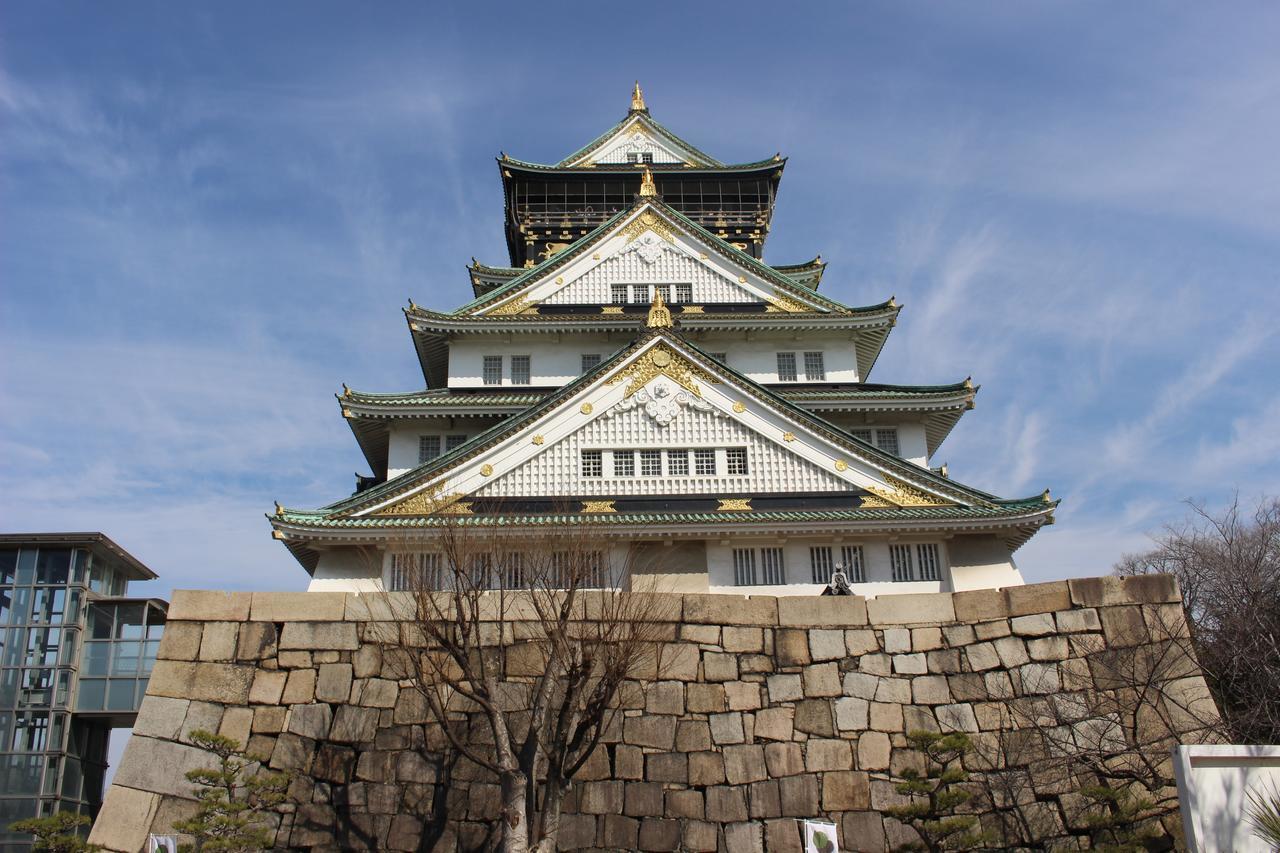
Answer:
549;112;726;168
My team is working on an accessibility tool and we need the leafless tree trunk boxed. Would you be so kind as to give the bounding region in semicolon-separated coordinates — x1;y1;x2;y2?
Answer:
360;521;674;853
1116;495;1280;744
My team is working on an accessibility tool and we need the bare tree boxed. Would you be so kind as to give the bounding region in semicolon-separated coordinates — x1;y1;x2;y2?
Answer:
359;520;674;853
1116;495;1280;744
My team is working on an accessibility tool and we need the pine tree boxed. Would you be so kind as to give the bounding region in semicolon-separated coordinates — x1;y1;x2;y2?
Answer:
172;729;290;852
885;730;986;852
8;812;100;853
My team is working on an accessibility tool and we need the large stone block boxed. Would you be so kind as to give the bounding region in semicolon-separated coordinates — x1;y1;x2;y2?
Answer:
639;818;682;852
288;703;333;740
754;706;795;742
113;735;215;795
808;628;847;661
709;711;745;745
823;770;871;810
722;626;764;653
749;780;781;819
764;742;805;777
1055;607;1101;633
835;696;869;731
624;782;664;817
132;696;189;741
777;595;868;627
1069;574;1179;607
1010;613;1056;637
250;592;348;622
723;744;767;784
857;730;891;770
866;592;955;625
279;621;359;651
579;780;623;814
646;752;689;784
805;738;853;772
911;675;951;705
689;751;726;786
723;821;765;853
686;682;726;713
793;699;835;737
602;814;639;850
775;628;811;666
329;705;379;742
702;651;739;682
281;668;317;705
315;663;354;703
952;589;1008;622
802;662;842;697
1005;581;1071;616
683;820;719;852
624;715;676;750
156;621;201;661
682;594;778;626
167;590;251;622
767;673;804;703
149;660;256;705
87;785;161;851
779;774;820;816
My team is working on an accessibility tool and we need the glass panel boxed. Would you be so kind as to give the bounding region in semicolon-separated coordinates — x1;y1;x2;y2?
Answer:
107;679;136;711
114;604;145;640
60;755;82;800
110;642;141;676
82;642;109;676
0;754;44;795
8;588;30;625
16;550;36;585
0;669;19;708
0;549;17;585
71;549;88;584
2;629;25;667
141;640;160;674
135;677;149;705
418;435;441;464
510;355;530;385
34;549;70;585
75;679;105;712
86;605;113;640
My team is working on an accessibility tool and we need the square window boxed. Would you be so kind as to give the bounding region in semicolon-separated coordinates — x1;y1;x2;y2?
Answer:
732;549;757;586
581;450;603;478
445;435;468;452
761;548;786;585
483;355;503;385
611;284;628;304
726;448;749;475
640;152;654;164
511;355;531;385
625;153;638;164
640;450;662;476
840;546;865;583
916;544;940;581
418;435;441;464
776;352;797;382
613;450;635;477
630;285;651;304
890;544;914;582
674;283;692;303
810;546;834;584
709;352;727;364
850;428;873;444
694;449;716;476
875;429;900;456
667;450;689;475
581;354;601;372
803;351;826;381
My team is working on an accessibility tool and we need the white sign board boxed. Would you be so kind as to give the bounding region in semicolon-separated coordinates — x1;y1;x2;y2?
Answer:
1173;744;1280;852
802;819;839;853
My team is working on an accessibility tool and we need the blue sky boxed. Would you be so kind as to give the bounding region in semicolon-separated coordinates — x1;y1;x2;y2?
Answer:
3;2;1279;597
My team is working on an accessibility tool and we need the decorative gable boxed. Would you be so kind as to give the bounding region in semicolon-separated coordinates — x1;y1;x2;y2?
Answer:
347;336;963;519
474;205;827;314
563;115;716;167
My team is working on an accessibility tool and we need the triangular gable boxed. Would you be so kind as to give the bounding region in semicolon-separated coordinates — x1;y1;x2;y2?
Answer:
470;203;830;317
560;114;721;168
345;334;980;519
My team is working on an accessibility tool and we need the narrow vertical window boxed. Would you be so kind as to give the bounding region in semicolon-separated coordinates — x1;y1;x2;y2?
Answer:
445;435;468;452
510;355;531;385
776;352;797;382
810;546;834;584
613;450;635;477
916;544;940;581
890;544;914;582
585;551;605;588
418;435;441;464
733;549;757;586
581;354;601;372
667;449;689;475
803;351;826;381
640;450;662;477
674;283;692;303
610;284;628;304
840;545;865;583
875;429;900;456
503;552;525;589
694;449;716;476
726;448;749;475
483;355;503;386
761;547;786;585
581;450;603;478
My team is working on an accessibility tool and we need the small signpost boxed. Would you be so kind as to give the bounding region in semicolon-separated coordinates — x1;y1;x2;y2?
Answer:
802;818;840;853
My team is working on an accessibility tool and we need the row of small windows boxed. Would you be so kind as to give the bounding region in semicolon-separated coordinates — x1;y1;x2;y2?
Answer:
731;543;939;586
388;552;606;591
483;354;531;386
582;448;747;479
611;283;694;305
624;152;655;164
419;434;470;464
776;351;825;382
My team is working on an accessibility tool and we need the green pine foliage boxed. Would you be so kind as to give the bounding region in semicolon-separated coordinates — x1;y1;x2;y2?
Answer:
1076;784;1158;852
8;811;101;852
171;729;291;852
885;730;987;852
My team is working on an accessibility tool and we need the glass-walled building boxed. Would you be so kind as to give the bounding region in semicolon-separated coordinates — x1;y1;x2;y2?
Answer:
0;533;164;851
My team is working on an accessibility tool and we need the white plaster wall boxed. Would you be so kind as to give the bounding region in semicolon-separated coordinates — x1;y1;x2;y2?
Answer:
308;549;383;592
387;418;507;479
897;422;929;467
448;335;859;388
946;534;1024;591
1174;745;1280;853
542;250;756;305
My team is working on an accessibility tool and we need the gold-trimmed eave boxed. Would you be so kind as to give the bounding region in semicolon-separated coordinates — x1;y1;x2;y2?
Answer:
268;501;1057;573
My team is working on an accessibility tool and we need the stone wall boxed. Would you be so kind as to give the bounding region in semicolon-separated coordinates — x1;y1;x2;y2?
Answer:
89;576;1216;852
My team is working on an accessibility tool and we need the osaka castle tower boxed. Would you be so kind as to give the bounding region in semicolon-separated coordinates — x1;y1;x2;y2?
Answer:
270;84;1058;595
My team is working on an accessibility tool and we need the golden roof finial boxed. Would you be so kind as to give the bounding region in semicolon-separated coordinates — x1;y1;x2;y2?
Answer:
639;166;658;198
646;289;673;329
274;501;284;517
631;81;647;113
1042;488;1053;503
